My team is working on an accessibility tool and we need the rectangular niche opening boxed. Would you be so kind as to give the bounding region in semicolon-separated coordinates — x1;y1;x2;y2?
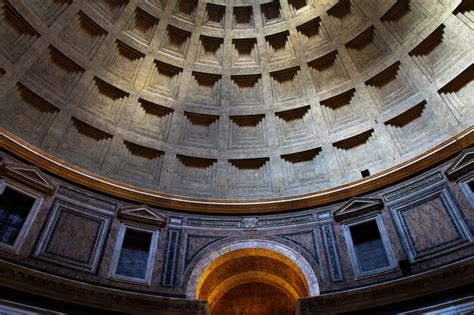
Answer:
231;114;265;126
190;72;222;106
181;112;219;149
177;155;217;169
275;106;315;145
124;7;159;45
233;6;253;29
145;60;183;99
60;11;108;60
320;88;365;132
332;129;380;176
0;187;35;246
9;83;60;142
231;74;262;106
276;105;310;121
364;61;416;113
134;98;173;140
229;158;269;169
468;181;474;193
266;31;295;63
71;117;113;141
174;155;218;193
116;229;152;280
196;35;224;65
349;220;390;272
103;40;145;83
228;158;272;194
333;129;373;150
261;1;283;26
146;0;166;10
26;46;85;101
308;50;350;91
0;0;39;63
204;3;225;28
174;0;198;22
124;140;163;160
281;148;326;189
297;17;330;49
83;77;129;123
59;117;113;167
289;0;309;16
384;100;443;156
24;0;71;26
408;24;464;83
116;141;164;187
271;66;306;103
346;26;389;72
88;0;129;23
327;0;365;30
160;25;191;59
385;101;425;128
281;148;321;163
438;64;473;121
229;114;267;149
381;0;428;43
361;169;370;177
232;38;258;66
453;0;474;29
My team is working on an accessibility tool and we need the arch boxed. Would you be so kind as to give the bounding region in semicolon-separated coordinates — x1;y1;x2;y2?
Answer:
186;238;320;299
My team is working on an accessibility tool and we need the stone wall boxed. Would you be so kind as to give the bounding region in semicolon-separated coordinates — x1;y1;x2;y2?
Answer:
0;148;473;313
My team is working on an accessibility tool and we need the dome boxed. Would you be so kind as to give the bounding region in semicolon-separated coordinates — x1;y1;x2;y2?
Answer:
0;0;472;211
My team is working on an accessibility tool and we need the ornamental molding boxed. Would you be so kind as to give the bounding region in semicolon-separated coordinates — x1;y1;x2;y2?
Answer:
446;147;474;180
0;162;57;195
118;205;167;227
333;197;384;222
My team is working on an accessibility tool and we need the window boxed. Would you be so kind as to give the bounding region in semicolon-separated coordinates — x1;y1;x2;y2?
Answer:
459;174;474;208
0;182;43;253
350;220;389;272
116;229;152;279
0;187;34;245
109;223;159;285
343;215;397;278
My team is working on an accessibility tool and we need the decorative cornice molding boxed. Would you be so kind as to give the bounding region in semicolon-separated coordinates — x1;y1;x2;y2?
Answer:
0;126;472;213
298;258;474;314
0;260;207;314
445;147;474;180
333;197;384;222
0;162;57;195
118;205;167;227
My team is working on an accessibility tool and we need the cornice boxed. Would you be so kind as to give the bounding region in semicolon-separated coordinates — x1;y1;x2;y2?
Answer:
0;126;472;214
0;260;207;314
298;258;474;313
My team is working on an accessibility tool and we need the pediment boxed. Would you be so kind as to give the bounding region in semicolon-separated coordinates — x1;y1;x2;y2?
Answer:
333;197;384;222
1;163;57;195
118;205;167;227
445;148;474;180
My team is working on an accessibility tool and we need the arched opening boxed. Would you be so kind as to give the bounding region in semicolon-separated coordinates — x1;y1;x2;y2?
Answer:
187;241;319;315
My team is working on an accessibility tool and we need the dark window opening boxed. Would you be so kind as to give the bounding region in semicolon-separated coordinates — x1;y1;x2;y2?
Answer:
116;229;152;279
361;169;370;178
350;220;389;272
0;187;34;245
467;180;474;193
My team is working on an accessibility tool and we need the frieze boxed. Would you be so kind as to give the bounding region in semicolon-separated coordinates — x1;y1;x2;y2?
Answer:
384;172;444;203
186;218;241;228
57;186;117;213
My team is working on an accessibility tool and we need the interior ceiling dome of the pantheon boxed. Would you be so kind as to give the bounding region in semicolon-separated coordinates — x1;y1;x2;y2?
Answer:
0;0;472;203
